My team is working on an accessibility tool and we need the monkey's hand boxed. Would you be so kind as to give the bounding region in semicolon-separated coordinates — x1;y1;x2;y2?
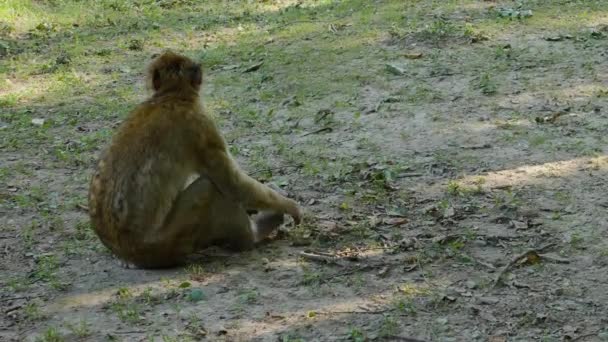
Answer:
266;183;302;225
285;199;302;225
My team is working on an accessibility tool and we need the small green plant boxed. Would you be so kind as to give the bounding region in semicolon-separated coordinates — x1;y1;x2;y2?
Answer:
140;287;157;305
34;255;64;289
24;301;44;321
446;179;484;197
6;277;28;292
378;315;399;338
300;265;323;287
67;320;91;338
110;287;141;323
418;19;457;41
186;264;206;280
349;327;367;342
280;333;304;342
569;232;585;249
477;73;497;95
446;180;462;195
238;288;259;304
37;326;63;342
393;296;417;315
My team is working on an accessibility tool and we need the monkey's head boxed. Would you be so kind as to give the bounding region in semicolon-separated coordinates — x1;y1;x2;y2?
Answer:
147;51;202;94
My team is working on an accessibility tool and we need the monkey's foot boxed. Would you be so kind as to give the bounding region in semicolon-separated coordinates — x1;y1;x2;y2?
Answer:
253;211;284;242
117;259;139;269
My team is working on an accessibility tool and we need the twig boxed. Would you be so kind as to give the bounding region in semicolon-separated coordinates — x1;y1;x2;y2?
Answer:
271;20;329;31
572;331;600;341
0;295;41;303
331;264;377;278
538;253;570;264
300;127;333;137
250;164;302;176
490;243;556;289
4;304;23;314
461;253;496;270
112;330;145;335
299;251;339;264
385;337;428;342
398;172;424;178
317;309;391;315
475;259;497;270
76;203;89;212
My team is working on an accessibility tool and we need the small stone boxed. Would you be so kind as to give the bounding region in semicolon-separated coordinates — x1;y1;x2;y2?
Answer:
473;239;487;247
31;118;45;126
188;288;206;302
477;296;500;305
465;280;478;289
435;317;448;325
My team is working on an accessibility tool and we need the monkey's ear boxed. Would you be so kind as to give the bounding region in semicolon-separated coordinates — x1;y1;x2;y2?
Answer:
152;69;162;91
190;64;202;88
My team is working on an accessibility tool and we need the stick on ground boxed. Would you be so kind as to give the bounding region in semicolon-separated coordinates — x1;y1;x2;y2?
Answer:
490;243;556;289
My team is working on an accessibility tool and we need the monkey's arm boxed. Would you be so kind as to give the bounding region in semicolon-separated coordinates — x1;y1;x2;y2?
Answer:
195;122;301;223
206;148;301;223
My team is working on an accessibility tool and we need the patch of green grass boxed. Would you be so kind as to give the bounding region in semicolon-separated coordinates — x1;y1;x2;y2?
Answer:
392;296;417;315
36;326;64;342
279;333;305;342
237;288;259;305
475;72;498;95
66;320;91;338
24;300;45;321
568;231;585;250
349;327;367;342
110;288;142;324
446;179;484;197
34;254;65;290
6;276;29;292
529;133;549;147
378;315;400;338
21;220;38;249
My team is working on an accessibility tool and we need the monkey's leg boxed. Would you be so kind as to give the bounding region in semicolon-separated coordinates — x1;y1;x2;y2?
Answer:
128;176;250;268
250;211;284;242
165;175;256;251
139;177;284;268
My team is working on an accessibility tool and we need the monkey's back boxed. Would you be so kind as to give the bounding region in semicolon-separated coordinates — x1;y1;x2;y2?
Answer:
88;97;201;258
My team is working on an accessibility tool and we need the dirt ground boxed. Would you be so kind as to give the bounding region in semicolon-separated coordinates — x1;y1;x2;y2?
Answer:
2;1;608;341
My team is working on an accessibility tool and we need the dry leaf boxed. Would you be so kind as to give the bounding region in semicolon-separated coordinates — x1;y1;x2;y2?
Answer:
403;52;423;59
383;217;408;226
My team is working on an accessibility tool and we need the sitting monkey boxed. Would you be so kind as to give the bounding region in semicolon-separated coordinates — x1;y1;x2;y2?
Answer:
88;51;302;268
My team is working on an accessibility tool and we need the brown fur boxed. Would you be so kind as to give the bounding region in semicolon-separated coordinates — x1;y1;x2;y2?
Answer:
88;51;302;268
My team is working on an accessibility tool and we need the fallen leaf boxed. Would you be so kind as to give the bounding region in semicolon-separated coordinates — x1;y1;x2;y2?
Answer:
477;297;500;305
403;52;423;59
383;217;408;226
